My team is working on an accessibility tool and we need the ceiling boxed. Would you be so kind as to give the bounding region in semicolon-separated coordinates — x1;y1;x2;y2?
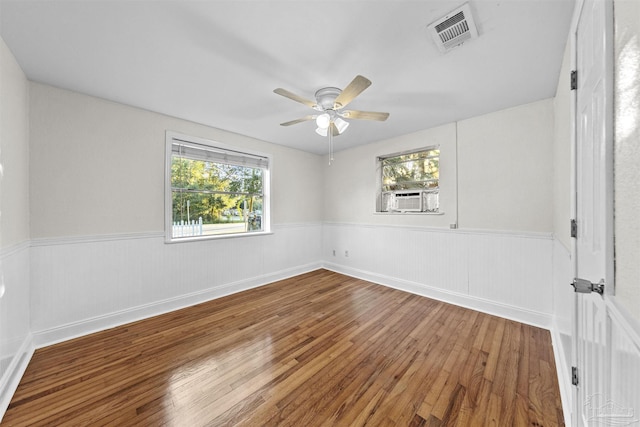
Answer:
0;0;575;155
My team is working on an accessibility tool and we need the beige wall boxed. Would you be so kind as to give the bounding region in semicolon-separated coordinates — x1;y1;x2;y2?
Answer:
553;38;574;250
29;83;323;238
322;98;555;234
0;38;29;248
613;0;640;321
457;98;554;233
322;123;458;229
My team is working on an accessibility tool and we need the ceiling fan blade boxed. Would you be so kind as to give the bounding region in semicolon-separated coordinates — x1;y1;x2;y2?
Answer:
341;110;390;121
334;75;372;109
280;115;316;126
273;88;316;108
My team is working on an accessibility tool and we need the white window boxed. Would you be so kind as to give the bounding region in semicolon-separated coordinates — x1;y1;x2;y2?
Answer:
377;147;440;213
165;132;270;242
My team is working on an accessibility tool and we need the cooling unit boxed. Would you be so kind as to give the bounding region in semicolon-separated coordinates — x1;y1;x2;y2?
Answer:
382;190;440;213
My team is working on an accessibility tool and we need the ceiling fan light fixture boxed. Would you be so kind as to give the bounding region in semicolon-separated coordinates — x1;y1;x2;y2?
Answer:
334;117;349;134
274;75;389;162
316;113;331;129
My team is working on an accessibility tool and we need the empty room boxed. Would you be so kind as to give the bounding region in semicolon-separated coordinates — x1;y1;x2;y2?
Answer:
1;0;639;425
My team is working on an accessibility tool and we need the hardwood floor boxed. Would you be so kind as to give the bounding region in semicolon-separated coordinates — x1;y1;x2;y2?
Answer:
3;269;564;426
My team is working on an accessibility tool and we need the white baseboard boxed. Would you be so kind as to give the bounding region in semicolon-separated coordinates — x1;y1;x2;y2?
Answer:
323;262;553;329
0;335;35;423
33;262;322;348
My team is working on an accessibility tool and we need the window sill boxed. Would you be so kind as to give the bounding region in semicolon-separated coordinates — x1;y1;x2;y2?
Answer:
374;211;445;216
165;230;273;244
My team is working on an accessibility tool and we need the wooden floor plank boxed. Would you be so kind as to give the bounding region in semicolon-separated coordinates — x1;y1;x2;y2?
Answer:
2;269;564;426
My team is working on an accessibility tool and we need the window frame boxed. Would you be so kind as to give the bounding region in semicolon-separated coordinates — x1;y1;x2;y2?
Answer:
375;145;443;215
164;131;271;243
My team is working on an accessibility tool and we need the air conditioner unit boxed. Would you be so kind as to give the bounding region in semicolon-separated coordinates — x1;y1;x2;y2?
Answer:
383;191;423;212
395;191;423;211
382;190;440;213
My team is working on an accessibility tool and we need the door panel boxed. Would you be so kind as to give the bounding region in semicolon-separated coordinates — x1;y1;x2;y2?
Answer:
574;0;615;425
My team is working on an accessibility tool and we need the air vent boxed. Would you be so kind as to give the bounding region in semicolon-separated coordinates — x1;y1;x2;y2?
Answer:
427;3;478;53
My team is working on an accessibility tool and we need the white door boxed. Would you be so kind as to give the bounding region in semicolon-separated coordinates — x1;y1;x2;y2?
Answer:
574;0;615;425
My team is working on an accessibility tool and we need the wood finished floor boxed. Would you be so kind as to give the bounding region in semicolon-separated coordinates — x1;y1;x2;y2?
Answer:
3;269;564;426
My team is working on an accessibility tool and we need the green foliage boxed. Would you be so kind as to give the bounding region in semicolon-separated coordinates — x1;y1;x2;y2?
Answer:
171;157;263;225
382;149;440;192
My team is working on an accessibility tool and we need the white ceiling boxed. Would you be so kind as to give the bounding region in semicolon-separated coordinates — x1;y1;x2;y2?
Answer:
0;0;575;154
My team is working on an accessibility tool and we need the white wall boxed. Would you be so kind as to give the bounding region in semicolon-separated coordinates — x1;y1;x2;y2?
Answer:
324;223;554;327
25;83;559;341
322;99;555;234
28;83;324;342
322;97;555;234
322;123;458;229
30;224;323;344
0;37;32;416
23;81;563;350
322;100;557;327
613;0;640;323
29;83;323;238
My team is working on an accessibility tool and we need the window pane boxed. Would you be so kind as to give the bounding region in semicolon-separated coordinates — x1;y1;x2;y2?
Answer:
382;180;438;192
172;156;263;195
166;133;270;241
172;192;264;237
382;150;438;164
171;154;265;238
381;149;440;192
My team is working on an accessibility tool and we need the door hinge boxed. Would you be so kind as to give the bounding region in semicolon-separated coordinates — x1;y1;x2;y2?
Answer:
572;366;579;386
571;70;578;90
570;219;577;238
571;278;605;294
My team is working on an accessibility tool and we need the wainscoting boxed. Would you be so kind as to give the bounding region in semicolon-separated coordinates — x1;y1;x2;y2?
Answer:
3;222;640;425
608;298;640;425
0;242;32;418
29;223;323;346
323;222;554;328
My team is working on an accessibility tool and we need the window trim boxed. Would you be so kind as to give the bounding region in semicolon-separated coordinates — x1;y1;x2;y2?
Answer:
164;131;271;243
376;145;441;214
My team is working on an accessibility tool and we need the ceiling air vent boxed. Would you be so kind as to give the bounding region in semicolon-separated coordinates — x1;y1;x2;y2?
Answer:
427;3;478;53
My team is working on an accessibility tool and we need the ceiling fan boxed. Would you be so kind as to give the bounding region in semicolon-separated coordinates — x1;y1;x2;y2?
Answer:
274;75;390;138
